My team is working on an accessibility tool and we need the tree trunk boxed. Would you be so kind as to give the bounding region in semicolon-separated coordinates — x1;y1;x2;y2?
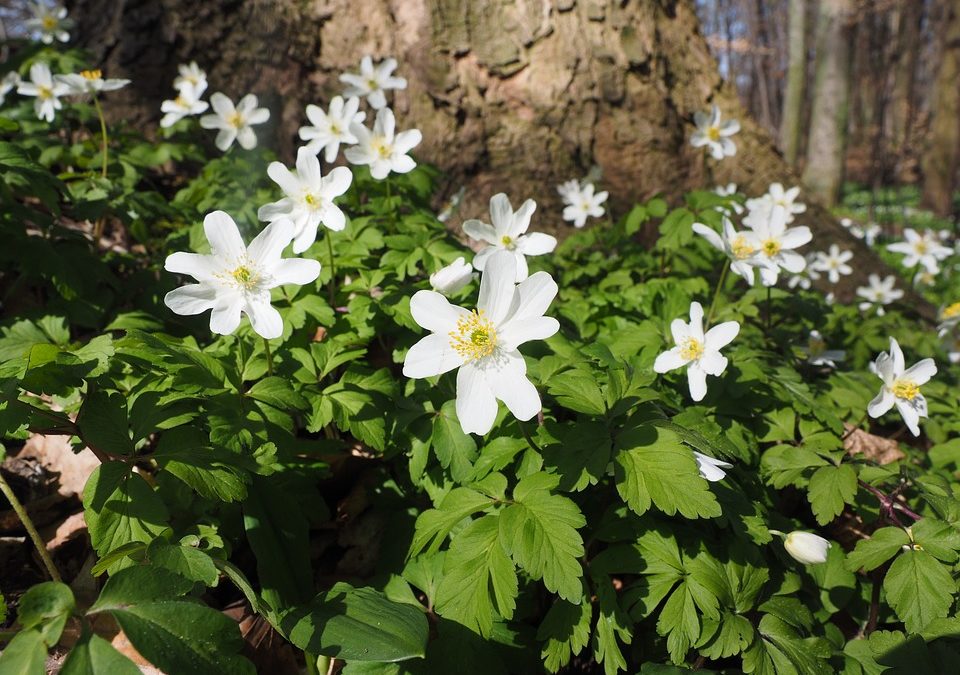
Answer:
780;0;806;166
921;0;960;218
66;0;929;313
802;0;854;206
889;0;921;169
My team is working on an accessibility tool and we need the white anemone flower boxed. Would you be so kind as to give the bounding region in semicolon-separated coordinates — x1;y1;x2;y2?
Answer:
810;244;853;284
713;183;744;214
16;63;69;123
850;221;881;246
693;452;733;482
26;2;73;44
160;81;209;128
653;301;740;401
937;302;960;338
345;107;422;180
745;183;806;224
163;211;320;339
58;69;130;96
258;147;353;253
556;179;581;202
463;193;557;282
886;228;952;274
801;330;845;368
200;93;270;152
782;531;830;565
692;217;764;286
690;104;739;160
299;96;365;163
429;257;476;296
856;274;903;316
562;183;608;228
402;251;560;436
867;337;936;437
0;72;20;106
339;56;407;110
174;62;207;91
743;204;812;287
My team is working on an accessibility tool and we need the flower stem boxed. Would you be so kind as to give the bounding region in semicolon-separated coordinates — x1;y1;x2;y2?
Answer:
305;652;322;675
765;286;772;331
517;419;543;453
92;94;109;179
263;338;274;376
325;234;336;308
705;259;730;327
0;470;61;582
842;412;869;440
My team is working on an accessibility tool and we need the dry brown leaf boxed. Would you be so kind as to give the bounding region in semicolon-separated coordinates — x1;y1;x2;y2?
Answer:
111;631;166;674
844;424;905;465
18;434;99;498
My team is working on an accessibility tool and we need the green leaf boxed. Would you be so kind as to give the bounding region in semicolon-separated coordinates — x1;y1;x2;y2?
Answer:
90;565;193;611
435;514;518;637
246;376;309;412
883;549;955;633
155;432;250;502
592;575;631;675
283;583;428;662
410;476;504;556
498;472;585;602
148;542;220;587
76;389;135;455
16;582;74;646
807;464;857;525
547;369;607;415
0;629;47;675
614;425;721;519
845;528;910;572
656;581;700;664
541;421;612;492
911;518;960;563
432;400;478;482
59;632;142;675
537;598;592;673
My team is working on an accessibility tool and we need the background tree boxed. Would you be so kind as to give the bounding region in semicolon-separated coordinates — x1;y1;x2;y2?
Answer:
921;0;960;217
780;0;806;167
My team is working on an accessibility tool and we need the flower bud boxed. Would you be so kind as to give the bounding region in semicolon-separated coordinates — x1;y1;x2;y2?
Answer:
783;531;830;564
430;257;475;296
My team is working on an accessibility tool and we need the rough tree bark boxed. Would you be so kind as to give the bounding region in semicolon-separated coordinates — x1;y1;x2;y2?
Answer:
780;0;806;167
921;0;960;218
802;0;854;206
66;0;929;311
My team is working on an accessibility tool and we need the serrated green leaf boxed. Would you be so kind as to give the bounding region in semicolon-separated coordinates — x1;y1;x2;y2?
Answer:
246;376;309;412
883;549;955;633
410;481;501;556
59;632;142;675
547;369;606;415
807;464;857;525
432;400;477;482
0;629;47;675
538;598;592;673
845;528;910;572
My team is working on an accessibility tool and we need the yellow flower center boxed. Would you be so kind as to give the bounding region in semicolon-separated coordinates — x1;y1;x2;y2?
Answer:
707;126;721;142
915;241;928;254
174;95;187;107
372;138;391;159
891;380;919;400
762;239;781;256
808;336;826;356
41;15;57;30
230;265;259;289
679;337;704;361
942;302;960;319
81;69;102;81
501;235;513;248
228;112;244;128
37;85;53;100
731;235;754;259
449;310;498;361
304;193;318;206
367;78;380;90
330;123;341;134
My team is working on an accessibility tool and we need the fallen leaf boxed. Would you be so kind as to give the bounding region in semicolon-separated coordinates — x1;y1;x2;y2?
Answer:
844;424;905;465
18;434;99;498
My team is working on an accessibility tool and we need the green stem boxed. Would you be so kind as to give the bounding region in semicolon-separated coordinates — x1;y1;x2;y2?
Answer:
765;286;772;331
705;259;730;327
263;338;274;376
92;94;109;178
517;419;543;453
0;470;61;582
306;652;324;675
326;234;336;308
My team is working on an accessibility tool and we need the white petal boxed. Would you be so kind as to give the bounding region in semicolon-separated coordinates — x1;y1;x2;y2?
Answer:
510;271;558;322
489;193;514;235
209;296;243;335
498;317;559;350
471;246;497;271
270;258;321;287
654;348;687;373
508;199;537;238
889;338;905;374
164;252;217;281
456;363;499;435
688;302;705;341
248;219;294;267
687;363;708;401
516;232;557;256
403;333;465;378
409;290;469;333
164;284;217;315
244;296;283;339
463;219;499;245
486;352;541;421
867;389;895;418
698;349;728;377
204;211;246;261
477;251;520;324
894;398;921;437
267;161;301;196
236;126;258;150
704;321;739;351
903;358;936;386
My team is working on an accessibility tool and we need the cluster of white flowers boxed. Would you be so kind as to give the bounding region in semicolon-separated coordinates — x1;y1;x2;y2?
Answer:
556;178;609;228
161;62;210;129
11;63;128;123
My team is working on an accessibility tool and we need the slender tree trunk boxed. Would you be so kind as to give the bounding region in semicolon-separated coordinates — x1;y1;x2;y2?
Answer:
802;0;855;206
889;0;922;160
780;0;806;166
921;0;960;217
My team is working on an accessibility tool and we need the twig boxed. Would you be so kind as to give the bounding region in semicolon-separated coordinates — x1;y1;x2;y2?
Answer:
858;479;921;524
0;470;62;582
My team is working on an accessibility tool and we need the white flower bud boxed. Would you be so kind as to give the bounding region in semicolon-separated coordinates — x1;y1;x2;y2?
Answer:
429;257;475;296
783;531;831;564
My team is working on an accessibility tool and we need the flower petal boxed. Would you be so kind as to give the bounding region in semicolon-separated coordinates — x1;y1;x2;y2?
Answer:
204;211;246;261
463;219;499;245
894;398;921;437
270;258;321;287
687;363;708;401
456;363;499;435
164;252;217;281
867;388;895;418
704;321;740;351
516;232;557;256
903;358;937;386
164;284;217;315
654;347;687;373
477;251;520;324
486;351;541;421
409;290;469;333
209;295;243;335
498;316;559;350
510;271;558;322
403;333;465;378
247;219;294;267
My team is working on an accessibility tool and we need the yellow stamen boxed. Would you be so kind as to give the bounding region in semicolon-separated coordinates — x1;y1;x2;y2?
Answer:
367;78;380;90
942;302;960;319
174;95;187;107
891;380;919;401
37;85;53;100
915;241;928;254
230;265;259;289
330;123;341;135
228;112;244;128
304;193;318;206
731;235;754;259
679;337;704;361
501;235;513;247
449;310;498;361
41;15;57;30
81;69;102;81
762;239;781;256
707;126;721;142
372;138;391;159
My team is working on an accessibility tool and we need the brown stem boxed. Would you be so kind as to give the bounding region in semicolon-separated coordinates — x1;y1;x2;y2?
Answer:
865;570;882;636
858;479;921;524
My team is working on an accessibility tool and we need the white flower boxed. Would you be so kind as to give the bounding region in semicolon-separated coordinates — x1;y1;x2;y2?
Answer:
801;330;845;368
174;62;207;91
690;104;739;159
258;147;353;253
16;63;69;123
941;331;960;365
58;69;130;96
787;255;821;290
937;302;960;337
561;183;608;228
463;193;557;282
867;337;936;437
783;531;830;564
810;245;853;284
653;301;740;401
160;81;209;128
339;56;407;110
200;93;270;152
163;211;320;339
556;179;581;202
344;107;421;180
430;257;476;296
856;274;903;316
438;187;466;223
693;452;733;482
886;228;952;274
840;217;853;229
692;217;764;286
25;2;73;44
743;204;812;286
0;71;20;106
745;183;806;224
713;183;744;214
402;250;560;436
850;221;881;246
299;96;365;163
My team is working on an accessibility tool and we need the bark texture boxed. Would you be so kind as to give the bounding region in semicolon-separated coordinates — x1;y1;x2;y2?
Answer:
801;0;854;206
780;0;806;167
921;0;960;217
67;0;928;311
